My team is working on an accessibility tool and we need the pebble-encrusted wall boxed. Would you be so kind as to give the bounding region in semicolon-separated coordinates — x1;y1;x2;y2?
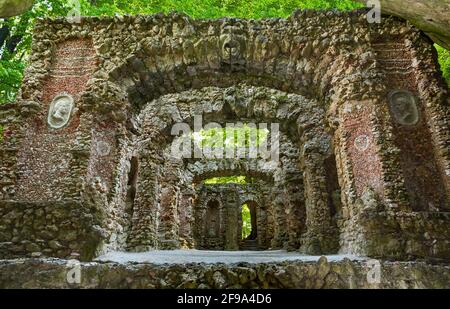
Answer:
0;10;449;262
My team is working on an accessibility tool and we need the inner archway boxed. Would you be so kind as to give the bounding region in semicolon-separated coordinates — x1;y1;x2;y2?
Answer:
241;201;257;241
127;84;340;254
241;201;259;251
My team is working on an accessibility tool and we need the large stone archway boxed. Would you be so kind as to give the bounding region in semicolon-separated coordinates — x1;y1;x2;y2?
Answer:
0;12;449;262
124;85;338;254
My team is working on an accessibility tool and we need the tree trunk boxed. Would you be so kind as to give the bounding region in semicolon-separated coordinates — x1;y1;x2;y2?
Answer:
0;0;34;18
357;0;450;49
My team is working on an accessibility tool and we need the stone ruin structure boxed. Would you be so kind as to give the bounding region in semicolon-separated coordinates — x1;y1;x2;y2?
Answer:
0;10;449;274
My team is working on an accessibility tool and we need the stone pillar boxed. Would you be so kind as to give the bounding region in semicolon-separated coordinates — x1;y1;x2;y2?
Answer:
256;198;267;249
265;201;275;248
224;190;240;250
192;188;204;249
158;184;179;249
330;100;391;256
157;158;182;249
0;102;24;200
178;191;195;248
300;135;339;255
285;178;305;250
412;42;450;206
126;155;161;251
270;187;287;249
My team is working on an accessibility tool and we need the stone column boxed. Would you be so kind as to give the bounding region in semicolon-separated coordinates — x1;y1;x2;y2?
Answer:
270;187;287;249
178;191;195;248
126;153;161;251
0;102;25;200
300;136;338;255
256;194;268;249
284;177;305;250
224;189;240;250
157;158;181;249
265;197;275;248
192;188;204;249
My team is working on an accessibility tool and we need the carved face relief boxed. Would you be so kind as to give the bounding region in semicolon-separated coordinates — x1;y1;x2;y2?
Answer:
48;94;74;129
219;21;246;66
222;38;241;59
388;90;419;126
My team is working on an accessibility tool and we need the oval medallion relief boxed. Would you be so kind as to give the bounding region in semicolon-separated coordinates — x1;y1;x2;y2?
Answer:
47;93;74;129
388;90;420;126
354;134;370;152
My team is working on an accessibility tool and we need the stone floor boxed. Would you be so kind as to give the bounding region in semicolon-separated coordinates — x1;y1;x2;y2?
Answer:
95;249;363;264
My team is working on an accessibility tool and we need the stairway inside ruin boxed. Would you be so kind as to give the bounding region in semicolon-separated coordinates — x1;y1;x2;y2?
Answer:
239;239;259;251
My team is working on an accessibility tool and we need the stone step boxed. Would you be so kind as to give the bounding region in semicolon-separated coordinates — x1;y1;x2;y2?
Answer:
240;240;259;251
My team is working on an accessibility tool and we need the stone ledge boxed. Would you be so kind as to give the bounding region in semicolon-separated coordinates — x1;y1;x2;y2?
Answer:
0;257;449;289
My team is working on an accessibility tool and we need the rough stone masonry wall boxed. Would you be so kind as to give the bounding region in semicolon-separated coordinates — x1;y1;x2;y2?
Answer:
194;183;270;250
333;31;450;259
0;201;104;261
0;29;132;260
0;10;448;261
0;37;112;261
1;257;450;289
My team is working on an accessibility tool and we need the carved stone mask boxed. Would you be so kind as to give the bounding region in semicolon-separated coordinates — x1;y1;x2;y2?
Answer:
388;90;419;126
219;21;246;66
48;94;74;129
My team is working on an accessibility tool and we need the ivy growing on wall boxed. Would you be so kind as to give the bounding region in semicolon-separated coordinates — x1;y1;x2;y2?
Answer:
0;0;448;105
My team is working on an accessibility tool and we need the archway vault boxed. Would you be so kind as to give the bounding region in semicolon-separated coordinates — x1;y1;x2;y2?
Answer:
3;12;449;262
123;83;340;253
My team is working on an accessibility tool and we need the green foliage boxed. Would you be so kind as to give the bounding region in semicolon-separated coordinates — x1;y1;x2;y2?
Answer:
436;44;450;86
195;125;269;152
0;57;24;102
0;124;3;142
0;0;75;104
203;176;250;184
241;203;251;239
81;0;363;19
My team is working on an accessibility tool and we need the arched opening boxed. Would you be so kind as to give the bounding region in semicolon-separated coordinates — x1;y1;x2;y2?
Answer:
240;201;259;250
126;85;337;254
126;157;139;203
241;202;257;240
125;156;139;217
